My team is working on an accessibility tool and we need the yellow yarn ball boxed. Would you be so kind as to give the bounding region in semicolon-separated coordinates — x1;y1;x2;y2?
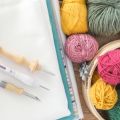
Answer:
60;0;88;35
89;78;118;110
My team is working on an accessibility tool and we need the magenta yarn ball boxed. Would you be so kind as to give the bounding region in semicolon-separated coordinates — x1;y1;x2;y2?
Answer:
98;49;120;85
65;34;99;63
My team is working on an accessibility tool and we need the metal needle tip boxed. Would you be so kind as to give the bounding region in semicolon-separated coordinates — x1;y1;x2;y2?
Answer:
39;85;50;91
42;69;55;76
23;92;41;102
34;97;41;101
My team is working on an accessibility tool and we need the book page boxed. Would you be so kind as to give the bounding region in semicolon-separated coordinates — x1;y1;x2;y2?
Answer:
0;0;70;119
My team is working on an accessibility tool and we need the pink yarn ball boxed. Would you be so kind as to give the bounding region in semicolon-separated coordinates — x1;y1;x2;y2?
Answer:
65;34;99;63
98;49;120;85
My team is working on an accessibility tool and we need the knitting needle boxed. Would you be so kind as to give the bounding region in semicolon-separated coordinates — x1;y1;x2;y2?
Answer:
0;63;49;91
0;81;40;101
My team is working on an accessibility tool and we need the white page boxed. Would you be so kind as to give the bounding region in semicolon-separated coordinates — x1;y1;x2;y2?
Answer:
0;0;70;120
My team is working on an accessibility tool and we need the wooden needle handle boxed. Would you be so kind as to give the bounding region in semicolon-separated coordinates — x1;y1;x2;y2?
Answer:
5;83;24;95
0;47;41;71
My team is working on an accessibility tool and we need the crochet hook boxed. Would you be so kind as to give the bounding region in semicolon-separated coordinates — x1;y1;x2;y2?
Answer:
0;81;40;101
0;63;49;91
0;47;54;76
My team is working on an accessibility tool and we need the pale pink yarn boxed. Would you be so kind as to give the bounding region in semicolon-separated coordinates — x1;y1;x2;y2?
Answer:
65;34;99;63
98;49;120;85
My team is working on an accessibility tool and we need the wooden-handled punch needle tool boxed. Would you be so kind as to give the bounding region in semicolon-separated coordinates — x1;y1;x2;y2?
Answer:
0;81;40;101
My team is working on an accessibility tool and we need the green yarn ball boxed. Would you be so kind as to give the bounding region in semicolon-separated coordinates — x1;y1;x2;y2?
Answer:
106;88;120;120
88;0;120;36
107;101;120;120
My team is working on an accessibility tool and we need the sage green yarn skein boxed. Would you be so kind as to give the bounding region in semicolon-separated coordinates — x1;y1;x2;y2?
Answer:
88;0;120;36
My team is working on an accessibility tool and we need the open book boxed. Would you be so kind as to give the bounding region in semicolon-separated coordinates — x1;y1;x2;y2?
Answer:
47;1;83;120
0;0;83;119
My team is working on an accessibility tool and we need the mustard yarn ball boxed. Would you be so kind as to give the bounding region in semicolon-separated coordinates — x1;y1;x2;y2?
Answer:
88;0;120;36
60;0;88;35
89;78;118;110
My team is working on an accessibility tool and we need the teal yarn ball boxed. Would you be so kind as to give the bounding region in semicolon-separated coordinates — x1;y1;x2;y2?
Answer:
106;88;120;120
106;101;120;120
88;0;120;36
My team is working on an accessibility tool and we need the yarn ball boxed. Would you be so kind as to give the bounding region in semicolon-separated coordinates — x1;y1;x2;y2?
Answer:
65;34;99;63
106;99;120;120
60;0;88;35
98;49;120;85
88;0;120;36
89;78;118;110
106;88;120;120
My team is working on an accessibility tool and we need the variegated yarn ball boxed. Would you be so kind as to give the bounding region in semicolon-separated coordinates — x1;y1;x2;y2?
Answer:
65;34;99;63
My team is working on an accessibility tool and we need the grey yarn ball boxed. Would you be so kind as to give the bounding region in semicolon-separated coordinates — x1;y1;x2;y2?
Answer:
88;0;120;36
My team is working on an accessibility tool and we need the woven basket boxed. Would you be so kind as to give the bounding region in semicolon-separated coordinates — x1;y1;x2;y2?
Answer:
82;40;120;120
